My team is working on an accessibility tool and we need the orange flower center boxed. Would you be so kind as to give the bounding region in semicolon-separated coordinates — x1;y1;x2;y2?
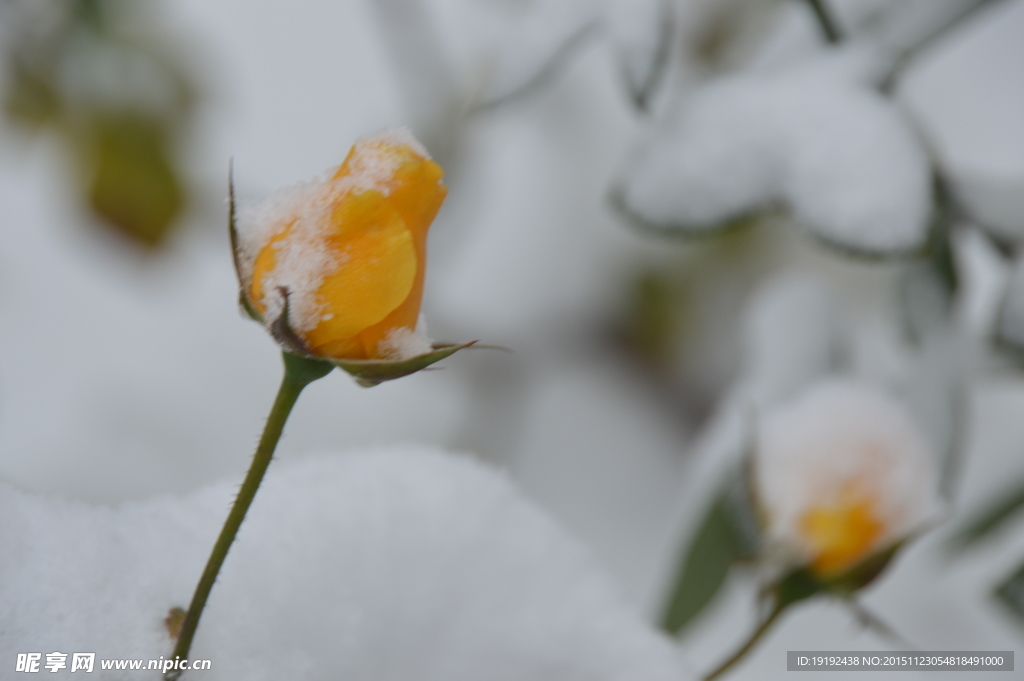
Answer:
799;483;884;577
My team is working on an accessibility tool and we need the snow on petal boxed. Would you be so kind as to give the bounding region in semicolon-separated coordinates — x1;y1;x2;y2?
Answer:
482;0;600;106
604;0;671;108
0;447;687;681
754;380;941;577
616;51;932;254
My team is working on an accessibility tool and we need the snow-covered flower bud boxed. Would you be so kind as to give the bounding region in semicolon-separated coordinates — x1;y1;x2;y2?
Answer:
754;380;941;580
233;128;446;362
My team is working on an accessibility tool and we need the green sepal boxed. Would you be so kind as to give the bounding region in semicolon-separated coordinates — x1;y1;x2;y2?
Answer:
265;286;483;385
239;290;263;324
267;288;316;357
774;567;823;606
332;342;478;387
660;471;761;635
776;542;901;604
227;161;263;323
822;543;900;595
281;351;334;386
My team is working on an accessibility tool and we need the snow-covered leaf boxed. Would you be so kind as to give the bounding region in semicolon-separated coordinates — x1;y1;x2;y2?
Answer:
615;50;933;255
896;0;1024;243
0;448;686;681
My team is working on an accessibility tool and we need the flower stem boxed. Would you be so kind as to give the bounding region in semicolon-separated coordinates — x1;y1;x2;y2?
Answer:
165;352;333;680
804;0;843;43
847;598;918;650
702;600;787;681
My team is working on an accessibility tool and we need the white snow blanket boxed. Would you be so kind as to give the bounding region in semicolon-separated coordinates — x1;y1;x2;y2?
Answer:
1;447;686;681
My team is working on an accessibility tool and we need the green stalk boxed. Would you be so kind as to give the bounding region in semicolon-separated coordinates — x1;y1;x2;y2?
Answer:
165;352;333;680
702;600;787;681
805;0;843;44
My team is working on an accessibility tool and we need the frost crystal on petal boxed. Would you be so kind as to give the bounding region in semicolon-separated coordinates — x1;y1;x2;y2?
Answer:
379;327;435;360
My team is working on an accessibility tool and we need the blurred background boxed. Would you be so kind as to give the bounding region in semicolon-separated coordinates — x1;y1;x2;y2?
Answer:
1;0;1023;678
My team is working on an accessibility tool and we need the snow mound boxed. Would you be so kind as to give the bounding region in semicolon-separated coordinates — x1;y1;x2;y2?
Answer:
0;446;686;681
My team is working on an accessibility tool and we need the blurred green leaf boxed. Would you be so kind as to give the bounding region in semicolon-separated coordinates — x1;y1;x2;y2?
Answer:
81;113;183;247
949;482;1024;551
2;0;198;249
4;58;61;128
621;270;680;368
660;474;760;634
926;172;959;295
995;560;1024;624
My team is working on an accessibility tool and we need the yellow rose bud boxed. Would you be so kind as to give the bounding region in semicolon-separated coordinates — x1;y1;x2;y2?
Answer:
234;129;446;361
754;380;941;579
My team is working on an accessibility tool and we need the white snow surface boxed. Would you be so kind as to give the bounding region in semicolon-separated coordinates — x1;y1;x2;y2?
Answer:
0;446;687;681
754;380;942;568
617;49;932;253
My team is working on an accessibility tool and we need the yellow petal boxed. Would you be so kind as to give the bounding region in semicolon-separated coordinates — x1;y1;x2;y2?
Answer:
304;190;417;353
244;130;446;360
799;485;884;577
